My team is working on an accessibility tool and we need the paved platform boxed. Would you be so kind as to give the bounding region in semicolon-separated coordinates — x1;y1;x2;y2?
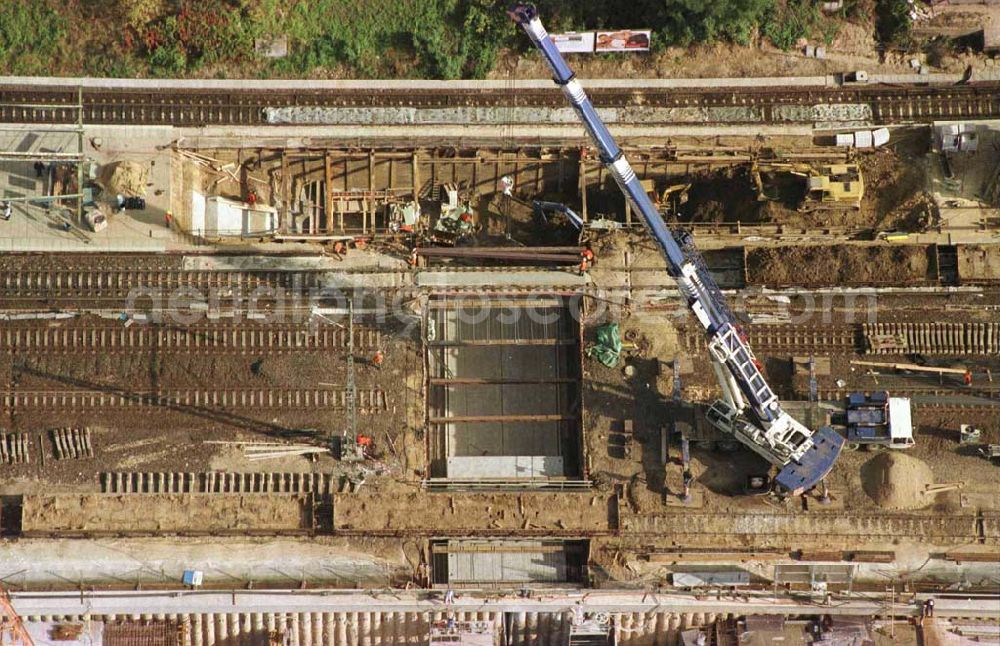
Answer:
175;124;815;151
0;125;184;252
9;588;999;618
2;70;998;90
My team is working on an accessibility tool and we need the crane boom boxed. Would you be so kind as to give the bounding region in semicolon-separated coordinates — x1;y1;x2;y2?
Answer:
509;4;843;494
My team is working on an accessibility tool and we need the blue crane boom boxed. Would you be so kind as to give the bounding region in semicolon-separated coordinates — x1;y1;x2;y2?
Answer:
509;4;843;494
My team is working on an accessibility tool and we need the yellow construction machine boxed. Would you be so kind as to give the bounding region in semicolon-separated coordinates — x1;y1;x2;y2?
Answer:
751;161;863;212
640;179;691;219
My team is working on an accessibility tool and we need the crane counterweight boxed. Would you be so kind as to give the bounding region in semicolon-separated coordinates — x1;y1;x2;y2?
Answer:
509;3;844;495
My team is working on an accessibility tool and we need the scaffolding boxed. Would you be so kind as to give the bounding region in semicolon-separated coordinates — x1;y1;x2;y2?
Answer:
0;88;87;223
0;587;34;646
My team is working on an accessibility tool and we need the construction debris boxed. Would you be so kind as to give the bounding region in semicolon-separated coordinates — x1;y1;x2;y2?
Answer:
50;427;94;460
97;160;149;197
0;432;30;465
204;441;328;462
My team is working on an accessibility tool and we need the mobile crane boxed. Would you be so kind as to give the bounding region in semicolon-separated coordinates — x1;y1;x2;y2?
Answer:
509;4;844;494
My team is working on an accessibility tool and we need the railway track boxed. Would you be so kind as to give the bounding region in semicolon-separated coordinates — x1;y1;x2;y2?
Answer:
815;388;1000;405
101;470;339;494
2;324;381;353
2;83;998;126
0;268;326;297
0;387;388;411
863;322;1000;355
683;324;859;354
687;321;1000;358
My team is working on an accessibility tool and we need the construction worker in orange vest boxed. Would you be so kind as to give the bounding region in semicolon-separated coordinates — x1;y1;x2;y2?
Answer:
579;248;595;275
963;370;973;386
372;350;385;370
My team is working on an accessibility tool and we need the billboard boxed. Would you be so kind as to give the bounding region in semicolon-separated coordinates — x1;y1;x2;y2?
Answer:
595;29;652;52
551;32;596;53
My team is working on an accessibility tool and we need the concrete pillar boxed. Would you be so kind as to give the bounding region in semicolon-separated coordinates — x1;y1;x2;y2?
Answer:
290;612;301;646
392;612;405;646
192;614;203;646
301;613;312;646
322;613;334;646
218;613;229;646
312;612;324;646
370;611;383;646
347;612;360;646
206;612;217;646
242;613;253;646
335;614;348;646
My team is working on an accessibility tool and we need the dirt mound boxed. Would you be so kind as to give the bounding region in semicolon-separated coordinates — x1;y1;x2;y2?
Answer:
745;245;930;287
98;161;149;197
860;452;934;510
679;167;763;224
22;493;311;533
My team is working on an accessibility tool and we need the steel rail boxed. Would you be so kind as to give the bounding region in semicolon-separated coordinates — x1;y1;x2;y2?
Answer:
1;83;997;126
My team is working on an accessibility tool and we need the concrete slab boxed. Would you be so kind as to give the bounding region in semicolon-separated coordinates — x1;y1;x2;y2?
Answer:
418;270;587;289
183;255;352;271
0;538;400;588
176;124;816;150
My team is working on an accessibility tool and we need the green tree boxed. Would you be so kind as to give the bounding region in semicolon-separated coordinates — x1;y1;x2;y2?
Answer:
0;1;68;75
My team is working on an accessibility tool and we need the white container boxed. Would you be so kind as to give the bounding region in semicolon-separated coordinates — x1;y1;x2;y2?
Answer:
872;127;891;147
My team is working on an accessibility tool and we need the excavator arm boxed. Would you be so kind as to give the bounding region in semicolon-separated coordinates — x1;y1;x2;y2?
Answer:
509;4;843;494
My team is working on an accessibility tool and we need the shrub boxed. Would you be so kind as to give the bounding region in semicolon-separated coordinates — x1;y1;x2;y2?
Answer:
0;1;68;75
762;0;820;50
876;0;912;46
142;1;255;75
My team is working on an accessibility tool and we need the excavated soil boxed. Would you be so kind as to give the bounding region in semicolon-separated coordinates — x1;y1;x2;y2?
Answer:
21;493;312;532
333;489;610;533
860;452;935;510
745;245;931;287
958;245;1000;281
678;167;763;224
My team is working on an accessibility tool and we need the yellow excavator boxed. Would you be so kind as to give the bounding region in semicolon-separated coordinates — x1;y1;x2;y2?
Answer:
751;161;863;211
641;179;692;219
